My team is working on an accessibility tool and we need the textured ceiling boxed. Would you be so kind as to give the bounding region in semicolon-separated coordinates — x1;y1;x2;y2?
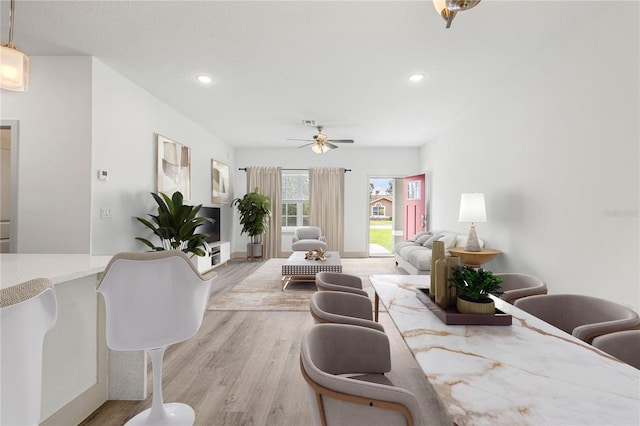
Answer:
0;1;614;149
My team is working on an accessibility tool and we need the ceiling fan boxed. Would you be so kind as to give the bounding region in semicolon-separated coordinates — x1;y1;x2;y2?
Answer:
287;126;354;154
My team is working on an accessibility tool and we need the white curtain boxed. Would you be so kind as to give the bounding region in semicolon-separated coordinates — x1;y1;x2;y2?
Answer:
309;167;345;253
247;166;282;259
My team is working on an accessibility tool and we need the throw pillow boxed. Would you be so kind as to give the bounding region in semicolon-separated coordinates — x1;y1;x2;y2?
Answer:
411;231;431;242
439;232;458;248
415;234;431;245
423;233;443;248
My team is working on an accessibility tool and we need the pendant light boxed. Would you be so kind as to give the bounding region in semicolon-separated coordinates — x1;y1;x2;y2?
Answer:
1;0;29;91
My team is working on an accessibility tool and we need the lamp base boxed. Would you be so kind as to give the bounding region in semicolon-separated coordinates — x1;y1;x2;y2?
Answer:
464;223;482;252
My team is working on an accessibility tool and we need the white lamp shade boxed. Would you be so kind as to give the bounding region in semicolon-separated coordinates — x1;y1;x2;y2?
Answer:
311;143;329;154
459;193;486;222
0;45;29;92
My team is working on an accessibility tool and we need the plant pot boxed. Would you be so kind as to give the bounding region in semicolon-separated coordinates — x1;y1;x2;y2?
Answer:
456;295;495;315
247;243;263;259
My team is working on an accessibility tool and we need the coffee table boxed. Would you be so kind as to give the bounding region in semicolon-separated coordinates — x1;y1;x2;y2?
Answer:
281;251;342;290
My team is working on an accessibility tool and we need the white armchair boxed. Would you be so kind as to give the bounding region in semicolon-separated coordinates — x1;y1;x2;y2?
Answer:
292;226;327;251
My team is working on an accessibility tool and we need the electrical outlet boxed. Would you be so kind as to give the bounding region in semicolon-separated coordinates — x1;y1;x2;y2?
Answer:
100;208;113;219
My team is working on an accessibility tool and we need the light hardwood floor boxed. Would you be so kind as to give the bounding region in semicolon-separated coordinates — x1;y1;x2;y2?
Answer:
80;259;449;426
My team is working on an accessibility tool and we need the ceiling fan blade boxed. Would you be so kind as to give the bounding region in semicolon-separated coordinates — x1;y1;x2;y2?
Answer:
298;142;315;148
287;138;314;142
325;142;339;149
328;139;355;144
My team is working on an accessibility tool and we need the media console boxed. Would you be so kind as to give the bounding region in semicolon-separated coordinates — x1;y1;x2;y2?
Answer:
196;241;230;272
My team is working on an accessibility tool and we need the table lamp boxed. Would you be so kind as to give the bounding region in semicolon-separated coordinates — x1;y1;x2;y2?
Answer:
459;193;486;252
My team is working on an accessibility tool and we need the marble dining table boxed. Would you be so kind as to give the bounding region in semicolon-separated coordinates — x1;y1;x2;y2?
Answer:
369;274;640;426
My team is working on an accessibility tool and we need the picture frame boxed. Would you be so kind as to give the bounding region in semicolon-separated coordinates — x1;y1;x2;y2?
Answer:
211;159;231;204
157;134;191;199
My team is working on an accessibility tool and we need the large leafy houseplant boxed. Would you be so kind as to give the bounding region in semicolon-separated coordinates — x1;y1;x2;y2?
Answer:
449;266;504;314
135;191;214;257
232;188;271;243
232;188;270;259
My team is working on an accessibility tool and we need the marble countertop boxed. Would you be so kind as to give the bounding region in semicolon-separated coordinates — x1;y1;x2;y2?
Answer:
369;274;640;426
1;254;112;289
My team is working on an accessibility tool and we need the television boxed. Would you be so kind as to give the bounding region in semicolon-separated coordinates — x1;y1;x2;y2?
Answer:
196;206;221;244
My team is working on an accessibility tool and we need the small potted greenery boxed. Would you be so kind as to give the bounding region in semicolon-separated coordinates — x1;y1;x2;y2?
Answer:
135;191;214;257
232;188;271;258
449;266;504;314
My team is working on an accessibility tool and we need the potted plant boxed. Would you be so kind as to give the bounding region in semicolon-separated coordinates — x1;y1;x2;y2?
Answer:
135;191;214;257
232;188;271;258
449;266;504;314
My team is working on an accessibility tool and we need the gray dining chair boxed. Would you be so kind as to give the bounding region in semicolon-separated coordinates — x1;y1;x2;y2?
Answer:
316;271;369;297
592;330;640;369
514;294;640;343
310;291;384;332
494;273;547;304
300;323;421;426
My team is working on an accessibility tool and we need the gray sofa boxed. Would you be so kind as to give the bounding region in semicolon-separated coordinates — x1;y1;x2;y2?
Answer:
394;230;483;275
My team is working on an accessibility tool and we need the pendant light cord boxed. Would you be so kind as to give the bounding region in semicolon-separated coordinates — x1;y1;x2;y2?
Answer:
6;0;16;48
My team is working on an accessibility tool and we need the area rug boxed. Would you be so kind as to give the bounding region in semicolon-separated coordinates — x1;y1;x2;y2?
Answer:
207;257;405;311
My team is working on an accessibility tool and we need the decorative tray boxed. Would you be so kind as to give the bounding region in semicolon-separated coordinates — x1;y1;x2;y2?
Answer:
415;288;512;326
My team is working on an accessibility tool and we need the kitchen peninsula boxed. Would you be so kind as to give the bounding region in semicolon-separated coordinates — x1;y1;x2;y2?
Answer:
1;254;111;425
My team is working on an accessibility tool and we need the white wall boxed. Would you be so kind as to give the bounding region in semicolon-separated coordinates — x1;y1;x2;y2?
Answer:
420;4;639;310
91;59;235;255
1;56;235;255
233;147;420;257
1;57;93;253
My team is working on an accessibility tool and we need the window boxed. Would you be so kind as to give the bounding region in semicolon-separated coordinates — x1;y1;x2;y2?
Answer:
372;203;385;218
282;171;309;229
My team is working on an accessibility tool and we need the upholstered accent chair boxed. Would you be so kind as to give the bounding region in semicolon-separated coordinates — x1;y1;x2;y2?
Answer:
592;330;640;369
310;291;383;332
300;323;421;426
316;271;368;297
494;273;547;304
97;251;216;425
514;294;640;344
292;226;327;251
1;278;57;426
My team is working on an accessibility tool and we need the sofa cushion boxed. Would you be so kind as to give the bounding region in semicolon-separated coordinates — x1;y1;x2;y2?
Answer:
423;233;443;248
398;244;426;261
410;231;431;242
408;249;432;271
415;234;431;245
394;240;417;255
439;232;458;249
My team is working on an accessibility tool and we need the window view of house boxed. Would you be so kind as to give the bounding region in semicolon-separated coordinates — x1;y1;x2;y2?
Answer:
369;178;394;255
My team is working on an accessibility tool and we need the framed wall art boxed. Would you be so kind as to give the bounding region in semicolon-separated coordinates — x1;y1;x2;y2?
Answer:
157;134;191;199
211;159;231;204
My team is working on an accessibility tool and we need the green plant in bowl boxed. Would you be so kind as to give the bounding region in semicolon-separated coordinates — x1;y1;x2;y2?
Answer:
449;266;504;314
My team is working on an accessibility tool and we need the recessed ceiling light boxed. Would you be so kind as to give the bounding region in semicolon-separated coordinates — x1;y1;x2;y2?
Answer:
409;73;425;82
197;75;213;84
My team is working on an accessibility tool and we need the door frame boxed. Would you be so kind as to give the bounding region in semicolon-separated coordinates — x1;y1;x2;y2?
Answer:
1;120;19;253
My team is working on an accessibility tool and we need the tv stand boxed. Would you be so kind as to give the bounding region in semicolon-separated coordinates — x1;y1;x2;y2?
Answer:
196;241;230;273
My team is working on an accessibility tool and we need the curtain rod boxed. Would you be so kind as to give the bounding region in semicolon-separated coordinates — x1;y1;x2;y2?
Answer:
238;167;351;172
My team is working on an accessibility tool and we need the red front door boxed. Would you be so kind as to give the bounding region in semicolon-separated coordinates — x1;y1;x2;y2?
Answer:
403;174;426;240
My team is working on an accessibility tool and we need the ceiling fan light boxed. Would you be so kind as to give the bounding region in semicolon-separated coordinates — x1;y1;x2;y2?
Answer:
311;142;329;154
446;0;481;12
0;45;29;91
